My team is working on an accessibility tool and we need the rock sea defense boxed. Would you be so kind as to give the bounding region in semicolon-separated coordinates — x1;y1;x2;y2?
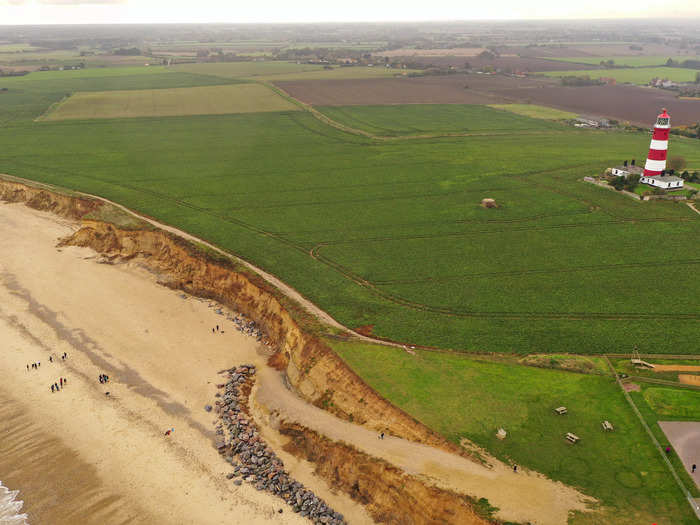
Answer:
214;365;345;525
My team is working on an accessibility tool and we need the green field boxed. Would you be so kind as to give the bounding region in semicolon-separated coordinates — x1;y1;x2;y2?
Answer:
316;104;564;136
542;56;700;67
1;86;699;354
2;70;700;355
43;83;298;120
488;104;578;120
331;340;699;524
542;66;700;84
0;70;237;125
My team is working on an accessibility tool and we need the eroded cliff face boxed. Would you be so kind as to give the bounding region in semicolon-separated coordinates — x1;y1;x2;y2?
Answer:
0;180;98;220
58;218;462;454
279;422;492;525
0;178;470;457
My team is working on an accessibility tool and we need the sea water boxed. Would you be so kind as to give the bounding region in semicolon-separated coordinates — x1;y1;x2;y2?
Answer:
0;481;29;525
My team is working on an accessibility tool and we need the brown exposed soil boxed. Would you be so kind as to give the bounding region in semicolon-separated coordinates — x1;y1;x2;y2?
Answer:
277;73;700;126
652;364;700;372
622;382;641;392
393;54;593;72
678;374;700;386
0;179;99;219
280;422;492;525
275;75;510;106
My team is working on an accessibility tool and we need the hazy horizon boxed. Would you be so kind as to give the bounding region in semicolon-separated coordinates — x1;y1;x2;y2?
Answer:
1;0;700;26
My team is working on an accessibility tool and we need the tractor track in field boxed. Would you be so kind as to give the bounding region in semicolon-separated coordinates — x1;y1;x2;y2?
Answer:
371;258;700;285
307;215;695;246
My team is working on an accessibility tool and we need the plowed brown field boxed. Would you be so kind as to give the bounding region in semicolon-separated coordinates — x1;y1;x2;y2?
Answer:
277;74;700;125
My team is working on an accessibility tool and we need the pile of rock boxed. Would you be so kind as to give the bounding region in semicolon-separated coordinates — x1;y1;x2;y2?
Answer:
228;315;267;343
213;365;345;525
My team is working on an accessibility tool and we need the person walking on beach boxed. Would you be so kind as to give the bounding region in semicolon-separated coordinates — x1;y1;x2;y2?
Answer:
99;374;103;384
27;364;29;371
63;378;67;385
60;378;63;388
51;384;55;393
49;356;52;363
54;382;59;391
513;465;518;473
693;464;697;474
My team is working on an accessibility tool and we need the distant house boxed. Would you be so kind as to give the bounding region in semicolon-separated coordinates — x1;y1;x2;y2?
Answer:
576;116;610;128
640;174;685;190
612;165;643;177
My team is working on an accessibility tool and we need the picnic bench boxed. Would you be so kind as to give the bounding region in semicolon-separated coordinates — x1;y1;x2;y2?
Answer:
602;420;614;432
565;432;580;444
554;406;568;415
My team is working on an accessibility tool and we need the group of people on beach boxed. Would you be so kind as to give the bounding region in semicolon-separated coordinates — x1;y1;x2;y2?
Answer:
50;377;67;392
212;324;224;334
98;374;110;384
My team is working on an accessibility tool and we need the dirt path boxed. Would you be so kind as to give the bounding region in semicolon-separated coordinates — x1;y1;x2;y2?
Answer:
252;365;592;525
653;365;700;372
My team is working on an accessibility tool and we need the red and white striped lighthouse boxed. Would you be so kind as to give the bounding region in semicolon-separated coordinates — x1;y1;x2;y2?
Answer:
643;108;670;177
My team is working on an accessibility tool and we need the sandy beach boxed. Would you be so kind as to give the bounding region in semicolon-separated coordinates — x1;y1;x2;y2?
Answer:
0;201;368;525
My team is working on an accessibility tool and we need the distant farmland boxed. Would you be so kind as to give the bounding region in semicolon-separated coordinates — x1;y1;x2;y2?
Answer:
43;83;299;120
276;74;700;125
542;66;700;84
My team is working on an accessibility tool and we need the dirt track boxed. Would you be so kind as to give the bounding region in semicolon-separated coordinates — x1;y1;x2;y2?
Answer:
653;365;700;372
679;375;700;386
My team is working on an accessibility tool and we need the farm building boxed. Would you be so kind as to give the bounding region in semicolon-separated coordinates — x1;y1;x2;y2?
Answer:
611;163;642;177
639;174;684;189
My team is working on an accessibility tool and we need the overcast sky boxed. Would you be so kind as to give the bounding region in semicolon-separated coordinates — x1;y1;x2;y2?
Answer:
1;0;699;25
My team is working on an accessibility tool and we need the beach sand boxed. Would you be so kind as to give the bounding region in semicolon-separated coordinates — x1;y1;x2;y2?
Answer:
0;202;368;525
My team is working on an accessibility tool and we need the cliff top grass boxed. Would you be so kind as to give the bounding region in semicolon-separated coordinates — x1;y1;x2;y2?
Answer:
330;338;700;525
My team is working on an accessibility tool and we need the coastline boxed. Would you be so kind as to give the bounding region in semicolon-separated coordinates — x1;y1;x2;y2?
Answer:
0;191;593;525
0;201;364;524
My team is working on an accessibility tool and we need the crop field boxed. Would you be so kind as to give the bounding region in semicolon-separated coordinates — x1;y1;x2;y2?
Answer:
171;61;416;81
43;83;298;120
275;76;509;105
315;104;563;136
543;56;700;67
0;70;237;125
275;73;700;125
542;66;700;84
1;86;700;355
331;340;699;524
488;104;577;120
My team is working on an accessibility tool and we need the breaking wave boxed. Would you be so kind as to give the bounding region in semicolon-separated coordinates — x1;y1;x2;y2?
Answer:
0;481;29;525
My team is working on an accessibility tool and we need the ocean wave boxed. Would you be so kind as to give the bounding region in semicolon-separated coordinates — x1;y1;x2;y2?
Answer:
0;481;29;525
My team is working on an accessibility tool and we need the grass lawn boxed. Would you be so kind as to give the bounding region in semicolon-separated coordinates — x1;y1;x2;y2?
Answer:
541;66;700;84
541;56;700;67
488;104;577;121
43;83;299;120
330;339;699;524
316;104;564;135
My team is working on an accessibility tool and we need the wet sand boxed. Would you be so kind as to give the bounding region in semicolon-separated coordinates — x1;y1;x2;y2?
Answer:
0;202;366;525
